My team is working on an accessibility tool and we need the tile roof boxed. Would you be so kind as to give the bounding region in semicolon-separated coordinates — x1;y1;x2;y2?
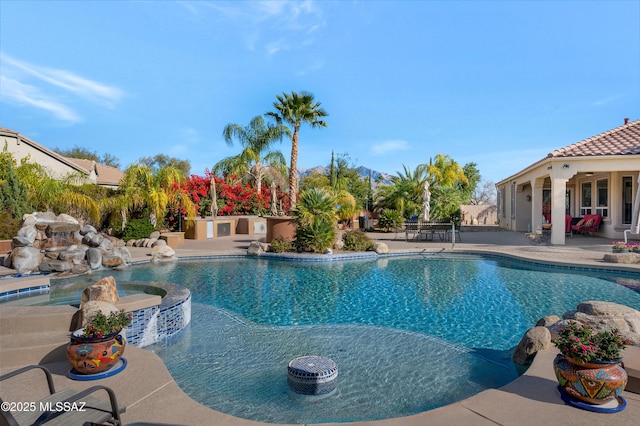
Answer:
65;158;123;186
548;118;640;158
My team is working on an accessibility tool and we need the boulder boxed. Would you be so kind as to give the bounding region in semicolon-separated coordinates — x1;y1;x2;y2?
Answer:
86;248;103;270
58;248;87;262
152;239;167;247
373;242;388;254
17;225;37;243
512;326;552;365
248;241;264;256
603;252;640;264
149;231;161;239
98;238;113;253
536;315;561;327
112;247;131;264
151;245;175;261
102;254;124;268
80;276;120;305
10;246;42;274
80;224;98;235
12;236;33;248
39;259;73;273
563;301;640;345
71;263;91;275
333;239;345;250
78;300;120;327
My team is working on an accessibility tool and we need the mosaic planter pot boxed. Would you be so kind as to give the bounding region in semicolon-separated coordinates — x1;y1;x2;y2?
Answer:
553;354;627;405
66;328;126;374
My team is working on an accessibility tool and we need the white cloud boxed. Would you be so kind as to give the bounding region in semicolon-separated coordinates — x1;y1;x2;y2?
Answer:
195;1;325;57
0;53;124;121
0;75;80;122
372;140;410;155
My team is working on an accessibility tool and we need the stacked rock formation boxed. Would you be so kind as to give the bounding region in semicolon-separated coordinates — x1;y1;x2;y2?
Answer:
5;212;139;274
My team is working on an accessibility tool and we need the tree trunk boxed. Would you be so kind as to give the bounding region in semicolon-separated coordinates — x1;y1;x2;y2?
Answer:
289;125;300;211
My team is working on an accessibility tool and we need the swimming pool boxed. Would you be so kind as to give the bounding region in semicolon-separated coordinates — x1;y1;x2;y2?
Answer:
53;253;640;423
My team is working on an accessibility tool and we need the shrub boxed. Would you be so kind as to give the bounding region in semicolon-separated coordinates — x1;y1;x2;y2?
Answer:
122;219;155;241
342;229;374;251
294;217;336;253
378;209;403;232
0;210;20;240
269;236;294;253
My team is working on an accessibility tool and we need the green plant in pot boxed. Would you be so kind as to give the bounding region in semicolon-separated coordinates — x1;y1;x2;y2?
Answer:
66;310;132;375
552;321;630;408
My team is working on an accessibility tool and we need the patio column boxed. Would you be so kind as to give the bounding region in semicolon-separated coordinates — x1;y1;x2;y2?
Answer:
550;178;567;245
532;179;545;232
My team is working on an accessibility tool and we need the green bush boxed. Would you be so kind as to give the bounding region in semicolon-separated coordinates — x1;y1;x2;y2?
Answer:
294;217;336;253
122;219;155;241
378;209;403;232
0;210;20;240
342;229;374;251
269;236;294;253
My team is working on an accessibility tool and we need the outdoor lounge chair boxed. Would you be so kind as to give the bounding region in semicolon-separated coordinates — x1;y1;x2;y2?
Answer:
0;365;124;426
570;214;603;236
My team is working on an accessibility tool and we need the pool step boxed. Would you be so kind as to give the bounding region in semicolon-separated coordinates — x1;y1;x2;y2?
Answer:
0;305;77;335
0;331;69;368
0;305;76;368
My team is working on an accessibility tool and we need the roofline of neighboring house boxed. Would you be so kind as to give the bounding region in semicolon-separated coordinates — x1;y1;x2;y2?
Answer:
0;126;91;177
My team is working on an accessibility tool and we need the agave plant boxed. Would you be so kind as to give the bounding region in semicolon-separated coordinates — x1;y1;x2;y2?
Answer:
292;187;337;253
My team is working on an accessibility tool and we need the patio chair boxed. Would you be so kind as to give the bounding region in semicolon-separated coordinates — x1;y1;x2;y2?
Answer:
0;364;124;426
570;214;603;236
404;220;419;241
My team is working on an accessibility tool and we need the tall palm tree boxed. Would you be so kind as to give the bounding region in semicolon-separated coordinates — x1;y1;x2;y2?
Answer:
267;91;328;210
215;115;290;194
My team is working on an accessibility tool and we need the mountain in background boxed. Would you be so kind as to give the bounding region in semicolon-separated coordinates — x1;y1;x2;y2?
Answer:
298;166;394;189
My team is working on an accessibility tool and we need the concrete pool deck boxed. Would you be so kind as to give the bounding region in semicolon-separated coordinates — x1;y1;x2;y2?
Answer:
1;228;639;425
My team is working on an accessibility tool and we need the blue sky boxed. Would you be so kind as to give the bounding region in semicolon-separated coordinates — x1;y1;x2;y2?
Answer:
1;1;638;186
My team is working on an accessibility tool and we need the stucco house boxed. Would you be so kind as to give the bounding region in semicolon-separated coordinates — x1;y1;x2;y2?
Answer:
0;126;123;189
496;118;640;245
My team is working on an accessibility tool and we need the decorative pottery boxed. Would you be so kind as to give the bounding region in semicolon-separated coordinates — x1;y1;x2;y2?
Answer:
612;249;629;253
553;354;627;405
66;328;126;374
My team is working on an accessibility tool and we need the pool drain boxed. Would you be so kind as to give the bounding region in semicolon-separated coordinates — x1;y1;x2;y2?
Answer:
287;356;338;396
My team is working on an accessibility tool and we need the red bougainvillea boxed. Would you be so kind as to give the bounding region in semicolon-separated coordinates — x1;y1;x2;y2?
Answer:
164;170;291;231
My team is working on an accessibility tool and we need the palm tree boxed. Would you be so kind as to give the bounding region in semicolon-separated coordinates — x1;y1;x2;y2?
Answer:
215;115;290;194
426;154;468;187
15;161;100;223
374;164;428;219
115;164;196;230
267;91;328;210
293;187;337;253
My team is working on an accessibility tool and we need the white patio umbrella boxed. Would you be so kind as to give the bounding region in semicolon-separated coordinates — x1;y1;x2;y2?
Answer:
422;180;431;222
210;176;218;217
270;181;278;216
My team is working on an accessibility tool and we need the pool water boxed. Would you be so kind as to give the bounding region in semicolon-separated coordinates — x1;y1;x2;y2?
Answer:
54;254;640;423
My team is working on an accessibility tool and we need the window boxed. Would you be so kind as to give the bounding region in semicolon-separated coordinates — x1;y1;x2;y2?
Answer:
596;179;608;218
623;176;633;224
580;182;592;216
